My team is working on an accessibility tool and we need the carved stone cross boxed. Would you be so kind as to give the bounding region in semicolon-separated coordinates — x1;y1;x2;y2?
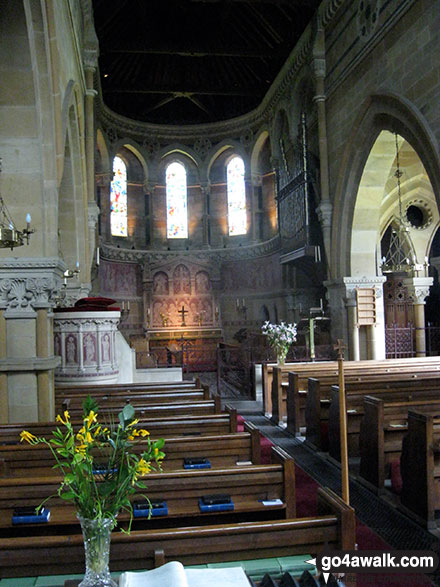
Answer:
178;305;188;326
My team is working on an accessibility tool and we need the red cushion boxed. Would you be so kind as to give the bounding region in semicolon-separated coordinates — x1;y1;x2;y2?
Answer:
75;297;116;308
237;414;245;432
260;435;274;464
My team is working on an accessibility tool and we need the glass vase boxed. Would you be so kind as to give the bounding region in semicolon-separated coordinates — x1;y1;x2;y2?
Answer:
276;346;289;365
78;516;118;587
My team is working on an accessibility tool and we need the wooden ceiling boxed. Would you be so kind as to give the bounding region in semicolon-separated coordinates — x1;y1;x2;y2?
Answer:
92;0;321;125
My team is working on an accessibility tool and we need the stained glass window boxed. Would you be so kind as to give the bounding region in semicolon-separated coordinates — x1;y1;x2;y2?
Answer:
166;162;188;239
110;156;128;237
227;156;247;236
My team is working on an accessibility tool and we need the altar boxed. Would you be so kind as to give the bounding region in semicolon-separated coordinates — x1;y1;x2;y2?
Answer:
146;327;223;371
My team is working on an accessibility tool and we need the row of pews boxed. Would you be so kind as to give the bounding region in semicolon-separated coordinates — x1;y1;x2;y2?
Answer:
263;357;440;530
0;377;356;580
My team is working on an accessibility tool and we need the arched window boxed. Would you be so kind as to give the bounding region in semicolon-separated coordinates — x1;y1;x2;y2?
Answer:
227;156;246;236
166;162;188;239
110;156;128;237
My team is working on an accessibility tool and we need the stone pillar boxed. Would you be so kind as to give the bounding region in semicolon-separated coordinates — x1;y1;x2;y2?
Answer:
345;298;360;361
201;183;210;247
312;27;332;269
0;258;64;422
403;276;433;357
0;310;7;423
325;276;386;360
251;174;262;242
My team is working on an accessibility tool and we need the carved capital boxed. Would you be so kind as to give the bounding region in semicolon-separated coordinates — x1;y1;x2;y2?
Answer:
0;258;66;312
312;57;326;79
88;201;100;228
402;276;433;304
316;200;333;229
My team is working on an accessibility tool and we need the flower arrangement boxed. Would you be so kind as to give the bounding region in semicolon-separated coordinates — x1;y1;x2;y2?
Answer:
261;320;297;364
19;398;165;529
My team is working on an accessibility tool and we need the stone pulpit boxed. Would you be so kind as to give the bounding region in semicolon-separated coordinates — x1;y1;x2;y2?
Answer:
53;297;121;386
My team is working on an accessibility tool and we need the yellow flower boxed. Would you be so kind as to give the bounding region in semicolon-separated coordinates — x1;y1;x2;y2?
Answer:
133;458;151;481
75;443;87;456
20;430;38;444
84;410;97;429
127;419;139;428
56;410;70;425
138;429;150;437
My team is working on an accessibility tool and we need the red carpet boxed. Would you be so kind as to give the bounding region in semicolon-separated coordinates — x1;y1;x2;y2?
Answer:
254;428;434;586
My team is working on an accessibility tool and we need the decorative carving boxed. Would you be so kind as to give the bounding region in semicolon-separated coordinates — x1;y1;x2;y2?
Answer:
53;310;120;384
105;126;118;145
316;200;333;229
0;277;60;311
195;270;210;294
153;271;169;295
143;138;161;155
357;0;381;42
240;129;254;147
193;137;212;158
173;265;191;295
88;202;100;228
403;277;434;305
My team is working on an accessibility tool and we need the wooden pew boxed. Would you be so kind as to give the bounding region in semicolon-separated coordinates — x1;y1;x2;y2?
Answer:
0;487;355;578
304;376;440;452
55;378;202;395
58;396;221;421
0;446;295;538
270;357;440;428
0;406;238;445
0;422;261;477
56;388;211;413
331;387;440;468
358;395;440;494
400;410;440;529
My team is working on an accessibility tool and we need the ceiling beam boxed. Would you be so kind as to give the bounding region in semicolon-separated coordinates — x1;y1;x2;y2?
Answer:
104;88;261;97
102;48;284;59
189;0;309;5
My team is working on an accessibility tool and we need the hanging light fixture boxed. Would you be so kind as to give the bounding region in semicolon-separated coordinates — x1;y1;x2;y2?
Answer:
0;159;34;250
380;133;418;275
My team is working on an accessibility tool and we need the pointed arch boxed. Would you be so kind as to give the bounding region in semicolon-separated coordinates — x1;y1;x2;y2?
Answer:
331;92;440;278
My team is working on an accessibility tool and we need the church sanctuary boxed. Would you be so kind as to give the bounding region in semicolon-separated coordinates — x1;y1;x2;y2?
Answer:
0;0;440;585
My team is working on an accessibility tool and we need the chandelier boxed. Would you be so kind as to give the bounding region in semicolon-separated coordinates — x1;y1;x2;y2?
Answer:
380;133;418;275
0;160;34;250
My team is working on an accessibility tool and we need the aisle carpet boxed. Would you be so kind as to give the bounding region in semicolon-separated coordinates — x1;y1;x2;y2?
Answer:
237;415;435;587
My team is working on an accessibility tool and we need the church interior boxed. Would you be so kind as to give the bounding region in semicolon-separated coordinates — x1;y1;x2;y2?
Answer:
0;0;440;584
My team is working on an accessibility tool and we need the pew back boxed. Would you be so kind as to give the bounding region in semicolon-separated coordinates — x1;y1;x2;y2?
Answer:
0;487;355;578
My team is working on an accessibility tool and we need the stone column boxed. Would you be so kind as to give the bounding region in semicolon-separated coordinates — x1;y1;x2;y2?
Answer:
403;276;433;357
325;276;386;360
0;258;64;422
200;183;210;247
251;173;262;242
344;298;360;361
312;27;332;269
0;309;7;423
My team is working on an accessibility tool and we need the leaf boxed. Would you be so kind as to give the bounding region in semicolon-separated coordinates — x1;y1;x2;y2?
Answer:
121;403;135;425
59;491;76;501
154;438;165;449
